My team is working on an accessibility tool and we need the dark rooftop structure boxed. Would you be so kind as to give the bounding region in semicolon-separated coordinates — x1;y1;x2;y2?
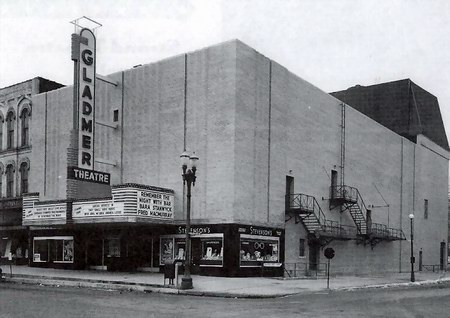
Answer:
331;79;449;151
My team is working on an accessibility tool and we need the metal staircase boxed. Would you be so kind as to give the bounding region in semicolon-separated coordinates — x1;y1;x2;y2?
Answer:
286;193;355;243
330;185;368;235
329;185;406;246
286;193;324;233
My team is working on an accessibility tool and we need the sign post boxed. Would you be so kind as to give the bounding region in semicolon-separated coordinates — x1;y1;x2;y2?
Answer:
324;247;335;289
8;252;13;277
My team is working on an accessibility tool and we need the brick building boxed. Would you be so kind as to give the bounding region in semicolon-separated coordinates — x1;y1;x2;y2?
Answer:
0;77;63;265
4;37;448;276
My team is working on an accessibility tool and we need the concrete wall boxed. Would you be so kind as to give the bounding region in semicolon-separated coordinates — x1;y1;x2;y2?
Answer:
412;135;449;268
31;41;238;224
234;41;270;226
30;86;72;200
233;42;448;274
121;41;237;222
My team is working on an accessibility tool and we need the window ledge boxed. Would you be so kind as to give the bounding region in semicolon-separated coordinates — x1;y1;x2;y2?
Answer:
0;145;31;155
18;145;31;151
53;261;74;264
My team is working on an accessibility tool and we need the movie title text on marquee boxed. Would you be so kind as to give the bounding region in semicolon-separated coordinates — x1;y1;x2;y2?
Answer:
137;190;174;219
73;201;124;218
23;204;66;221
78;28;96;170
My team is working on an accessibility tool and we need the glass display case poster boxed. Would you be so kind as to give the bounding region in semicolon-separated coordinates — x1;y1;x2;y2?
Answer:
63;240;74;262
160;238;174;264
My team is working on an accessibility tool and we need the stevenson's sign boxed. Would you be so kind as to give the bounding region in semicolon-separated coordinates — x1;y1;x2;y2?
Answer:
77;28;96;170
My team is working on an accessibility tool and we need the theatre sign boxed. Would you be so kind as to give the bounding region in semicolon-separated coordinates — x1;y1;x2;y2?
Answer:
72;184;175;223
22;185;174;225
68;27;110;185
23;201;67;226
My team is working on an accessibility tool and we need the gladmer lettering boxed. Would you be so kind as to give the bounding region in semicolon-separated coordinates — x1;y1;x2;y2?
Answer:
80;49;94;167
78;29;95;170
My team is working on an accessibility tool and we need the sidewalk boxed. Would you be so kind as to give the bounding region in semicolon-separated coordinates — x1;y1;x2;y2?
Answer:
1;265;449;298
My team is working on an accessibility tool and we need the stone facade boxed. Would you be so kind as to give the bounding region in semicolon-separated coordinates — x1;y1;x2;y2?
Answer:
0;77;63;263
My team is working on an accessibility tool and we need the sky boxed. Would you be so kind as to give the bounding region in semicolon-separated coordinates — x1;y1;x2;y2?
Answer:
1;0;450;138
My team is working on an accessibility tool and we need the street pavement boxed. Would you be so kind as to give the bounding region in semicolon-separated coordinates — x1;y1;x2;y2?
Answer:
2;281;450;317
1;265;448;298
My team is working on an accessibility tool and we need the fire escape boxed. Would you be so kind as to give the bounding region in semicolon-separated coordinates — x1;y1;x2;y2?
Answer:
328;103;406;248
329;185;406;247
285;193;355;247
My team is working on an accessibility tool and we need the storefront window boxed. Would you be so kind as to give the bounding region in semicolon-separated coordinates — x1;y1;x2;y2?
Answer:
53;239;74;262
106;237;120;257
33;237;74;263
33;240;49;262
63;240;74;261
174;238;186;260
240;235;279;267
0;238;10;257
201;239;223;266
160;234;224;267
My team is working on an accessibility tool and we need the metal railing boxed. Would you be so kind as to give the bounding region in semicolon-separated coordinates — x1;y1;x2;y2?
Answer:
284;262;328;278
387;228;406;240
286;193;326;227
323;220;357;237
287;193;357;239
370;222;389;237
421;264;441;272
330;185;358;203
330;185;368;234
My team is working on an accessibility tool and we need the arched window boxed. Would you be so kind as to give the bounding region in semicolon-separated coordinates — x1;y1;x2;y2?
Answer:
0;169;3;198
20;162;28;195
21;108;30;147
6;164;14;198
6;111;15;150
0;116;3;150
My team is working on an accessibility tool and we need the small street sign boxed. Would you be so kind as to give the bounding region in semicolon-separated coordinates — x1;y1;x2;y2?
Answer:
324;247;335;259
324;247;335;289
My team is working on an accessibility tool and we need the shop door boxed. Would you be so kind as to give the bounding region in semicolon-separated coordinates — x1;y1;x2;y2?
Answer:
191;239;202;274
440;241;446;270
133;236;153;268
308;241;319;270
286;176;294;209
331;170;338;198
86;238;104;268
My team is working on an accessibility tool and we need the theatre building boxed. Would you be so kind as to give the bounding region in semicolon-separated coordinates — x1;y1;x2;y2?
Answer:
16;36;449;276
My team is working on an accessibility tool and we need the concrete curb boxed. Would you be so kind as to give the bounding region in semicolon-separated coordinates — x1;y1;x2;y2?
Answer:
3;275;172;294
2;274;449;299
336;277;450;292
2;275;294;298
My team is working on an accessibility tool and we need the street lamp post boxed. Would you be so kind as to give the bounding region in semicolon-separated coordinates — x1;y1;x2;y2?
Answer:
180;151;199;290
409;213;415;282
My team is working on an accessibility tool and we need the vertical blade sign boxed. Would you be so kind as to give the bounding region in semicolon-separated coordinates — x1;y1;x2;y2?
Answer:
78;28;96;170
